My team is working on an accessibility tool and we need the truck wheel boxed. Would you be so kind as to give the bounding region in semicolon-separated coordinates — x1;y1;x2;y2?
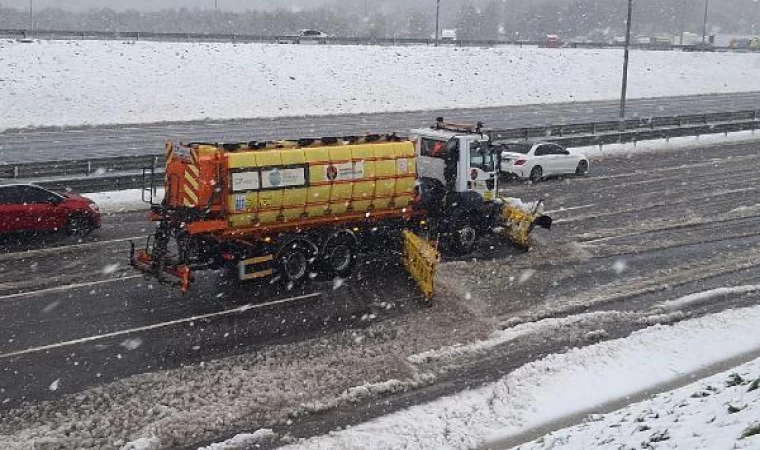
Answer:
453;223;479;254
323;235;358;278
276;243;311;284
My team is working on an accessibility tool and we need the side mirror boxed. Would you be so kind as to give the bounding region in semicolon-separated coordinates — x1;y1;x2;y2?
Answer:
49;196;63;205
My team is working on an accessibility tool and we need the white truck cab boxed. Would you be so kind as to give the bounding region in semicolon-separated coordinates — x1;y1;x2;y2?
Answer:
410;121;498;203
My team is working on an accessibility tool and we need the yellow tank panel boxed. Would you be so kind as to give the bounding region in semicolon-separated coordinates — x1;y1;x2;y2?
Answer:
393;142;417;209
304;147;330;218
373;144;397;210
281;148;306;166
351;145;376;212
219;140;416;229
227;151;258;169
229;213;256;228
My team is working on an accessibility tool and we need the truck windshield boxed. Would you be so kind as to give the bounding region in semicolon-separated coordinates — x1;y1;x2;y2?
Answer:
469;141;495;172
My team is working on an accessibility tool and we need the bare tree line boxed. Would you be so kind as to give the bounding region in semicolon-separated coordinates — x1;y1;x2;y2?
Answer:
0;0;757;39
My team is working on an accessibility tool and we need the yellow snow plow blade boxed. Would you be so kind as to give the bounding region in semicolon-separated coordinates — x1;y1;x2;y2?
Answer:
402;230;441;300
499;198;553;248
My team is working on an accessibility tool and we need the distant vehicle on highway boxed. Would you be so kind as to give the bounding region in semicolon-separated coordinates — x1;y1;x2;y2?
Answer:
498;142;589;182
0;184;101;236
440;29;457;43
278;29;328;44
545;35;563;48
635;35;651;45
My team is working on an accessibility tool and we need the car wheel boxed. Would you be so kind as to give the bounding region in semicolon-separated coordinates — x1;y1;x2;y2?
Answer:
65;214;93;236
575;160;589;176
529;166;543;183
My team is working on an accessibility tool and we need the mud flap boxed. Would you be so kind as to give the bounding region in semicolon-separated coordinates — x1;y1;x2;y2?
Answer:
499;198;552;249
402;230;441;300
130;242;192;293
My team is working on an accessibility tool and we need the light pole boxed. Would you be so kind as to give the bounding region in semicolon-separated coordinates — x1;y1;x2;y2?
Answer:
620;0;633;120
701;0;709;44
435;0;441;46
29;0;33;31
678;0;687;45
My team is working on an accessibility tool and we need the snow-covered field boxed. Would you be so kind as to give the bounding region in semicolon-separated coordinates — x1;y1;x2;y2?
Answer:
514;359;760;450
84;188;163;214
2;39;760;130
273;305;760;450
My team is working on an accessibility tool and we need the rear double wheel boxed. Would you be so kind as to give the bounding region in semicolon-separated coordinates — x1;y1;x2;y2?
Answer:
276;242;312;284
322;233;359;278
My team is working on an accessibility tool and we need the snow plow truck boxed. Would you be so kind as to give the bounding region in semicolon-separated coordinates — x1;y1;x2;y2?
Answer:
130;119;552;297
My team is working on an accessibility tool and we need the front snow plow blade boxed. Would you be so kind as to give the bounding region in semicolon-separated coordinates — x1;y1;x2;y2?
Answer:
130;242;192;293
499;198;552;249
402;230;441;300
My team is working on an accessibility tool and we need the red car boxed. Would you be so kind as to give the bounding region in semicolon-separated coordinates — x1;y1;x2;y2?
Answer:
0;184;101;235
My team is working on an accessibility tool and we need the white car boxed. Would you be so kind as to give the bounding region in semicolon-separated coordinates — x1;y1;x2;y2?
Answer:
499;142;589;182
277;30;328;44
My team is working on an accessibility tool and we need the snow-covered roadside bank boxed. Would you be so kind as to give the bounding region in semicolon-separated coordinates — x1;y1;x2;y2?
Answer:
575;129;760;159
2;39;760;130
82;188;162;214
269;305;760;450
511;358;760;450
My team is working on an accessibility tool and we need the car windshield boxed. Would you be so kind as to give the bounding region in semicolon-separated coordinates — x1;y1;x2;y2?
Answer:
502;143;533;154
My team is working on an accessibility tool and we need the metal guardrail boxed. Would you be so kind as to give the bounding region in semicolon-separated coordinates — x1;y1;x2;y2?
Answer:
490;110;760;141
0;28;532;47
0;155;160;179
1;108;758;193
31;173;159;193
3;28;755;52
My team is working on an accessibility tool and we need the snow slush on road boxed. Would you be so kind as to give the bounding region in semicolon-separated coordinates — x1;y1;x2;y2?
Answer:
130;119;553;298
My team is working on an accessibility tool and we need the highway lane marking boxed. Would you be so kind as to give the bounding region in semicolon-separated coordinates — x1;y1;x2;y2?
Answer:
0;292;322;360
545;204;596;215
0;276;144;301
0;236;146;261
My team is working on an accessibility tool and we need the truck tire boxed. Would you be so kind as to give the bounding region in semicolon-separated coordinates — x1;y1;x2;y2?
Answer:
451;222;479;255
322;233;358;278
276;242;312;284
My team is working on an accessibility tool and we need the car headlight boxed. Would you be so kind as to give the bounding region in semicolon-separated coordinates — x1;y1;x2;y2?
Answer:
88;203;100;213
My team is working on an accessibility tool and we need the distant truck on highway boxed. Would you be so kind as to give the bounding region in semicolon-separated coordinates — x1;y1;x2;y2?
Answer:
277;29;328;45
130;119;552;295
440;29;457;43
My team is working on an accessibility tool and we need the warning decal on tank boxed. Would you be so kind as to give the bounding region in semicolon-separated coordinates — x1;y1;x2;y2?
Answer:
326;161;365;181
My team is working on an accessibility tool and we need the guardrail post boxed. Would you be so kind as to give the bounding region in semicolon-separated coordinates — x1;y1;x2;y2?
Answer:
86;161;91;176
13;165;18;179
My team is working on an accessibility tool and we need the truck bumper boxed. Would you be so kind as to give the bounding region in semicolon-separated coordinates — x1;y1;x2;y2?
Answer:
130;243;192;293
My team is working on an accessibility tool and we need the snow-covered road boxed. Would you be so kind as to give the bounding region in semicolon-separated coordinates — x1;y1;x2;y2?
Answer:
271;305;760;450
4;141;760;450
2;39;760;130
